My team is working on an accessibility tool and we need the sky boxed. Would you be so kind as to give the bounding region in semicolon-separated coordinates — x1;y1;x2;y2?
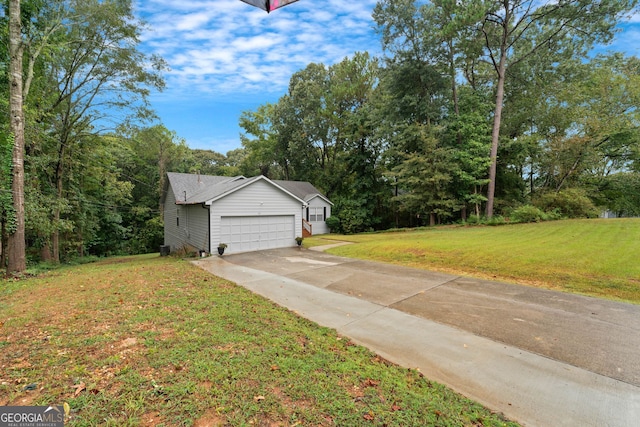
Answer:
134;0;381;154
134;0;640;155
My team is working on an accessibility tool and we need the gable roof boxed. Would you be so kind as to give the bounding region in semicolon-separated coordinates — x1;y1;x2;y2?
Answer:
164;172;243;204
164;173;329;206
273;180;333;205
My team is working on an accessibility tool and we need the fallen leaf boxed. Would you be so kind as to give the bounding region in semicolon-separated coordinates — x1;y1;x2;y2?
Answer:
363;411;375;421
253;395;265;402
363;378;380;387
73;382;86;397
63;402;70;417
391;404;402;411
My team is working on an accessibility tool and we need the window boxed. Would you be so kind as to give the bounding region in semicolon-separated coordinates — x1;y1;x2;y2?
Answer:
309;207;324;222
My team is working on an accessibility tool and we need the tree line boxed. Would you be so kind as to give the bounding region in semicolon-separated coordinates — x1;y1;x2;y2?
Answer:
239;0;640;231
1;0;639;273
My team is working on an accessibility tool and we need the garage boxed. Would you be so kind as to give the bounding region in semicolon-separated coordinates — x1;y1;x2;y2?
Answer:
220;215;295;253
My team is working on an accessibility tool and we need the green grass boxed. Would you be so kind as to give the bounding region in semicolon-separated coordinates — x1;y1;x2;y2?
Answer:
307;218;640;304
0;254;518;426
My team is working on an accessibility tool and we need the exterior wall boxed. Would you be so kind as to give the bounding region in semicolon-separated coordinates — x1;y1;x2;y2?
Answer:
209;179;304;254
164;186;210;253
303;196;332;235
183;204;211;253
163;186;182;250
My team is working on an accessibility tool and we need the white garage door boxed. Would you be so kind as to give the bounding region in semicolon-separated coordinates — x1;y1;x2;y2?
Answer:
220;215;295;253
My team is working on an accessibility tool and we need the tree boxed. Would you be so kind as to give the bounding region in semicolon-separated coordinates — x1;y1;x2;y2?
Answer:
7;0;26;273
475;0;638;217
328;53;388;232
118;125;189;253
239;103;283;178
23;0;165;261
521;54;640;194
392;124;458;226
446;88;492;218
595;172;640;217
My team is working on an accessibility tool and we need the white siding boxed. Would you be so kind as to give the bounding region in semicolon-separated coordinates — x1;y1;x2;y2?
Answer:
304;196;332;235
209;179;303;254
164;186;210;253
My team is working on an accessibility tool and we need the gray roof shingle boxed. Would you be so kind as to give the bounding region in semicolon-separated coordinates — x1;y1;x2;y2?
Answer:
165;173;330;205
273;180;333;204
166;172;242;204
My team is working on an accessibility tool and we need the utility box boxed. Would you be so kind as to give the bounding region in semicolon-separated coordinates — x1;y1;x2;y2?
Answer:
160;245;171;256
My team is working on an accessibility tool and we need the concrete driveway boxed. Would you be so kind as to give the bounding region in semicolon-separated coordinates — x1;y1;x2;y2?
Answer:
194;246;640;427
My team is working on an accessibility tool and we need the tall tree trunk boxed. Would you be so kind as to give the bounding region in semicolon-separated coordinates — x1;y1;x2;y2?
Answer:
485;58;506;218
485;2;510;219
40;242;53;262
7;0;26;274
52;143;66;263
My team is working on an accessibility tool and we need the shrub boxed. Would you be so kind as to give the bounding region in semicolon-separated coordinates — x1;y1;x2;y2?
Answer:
534;188;599;218
486;215;507;226
463;214;508;226
510;205;547;223
465;214;482;225
325;216;341;233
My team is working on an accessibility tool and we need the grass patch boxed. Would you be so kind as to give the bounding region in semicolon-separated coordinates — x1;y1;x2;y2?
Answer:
307;218;640;304
0;255;517;426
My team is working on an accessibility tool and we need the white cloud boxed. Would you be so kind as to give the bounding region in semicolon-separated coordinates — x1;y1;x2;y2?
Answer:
174;12;212;31
133;0;639;152
135;0;381;99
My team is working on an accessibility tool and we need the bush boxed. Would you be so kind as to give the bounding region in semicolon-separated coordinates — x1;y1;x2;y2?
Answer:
486;215;507;226
465;214;482;225
325;216;341;233
463;214;508;226
510;205;547;223
534;188;599;218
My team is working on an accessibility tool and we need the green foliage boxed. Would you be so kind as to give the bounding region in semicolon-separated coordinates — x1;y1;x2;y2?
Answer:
595;172;640;217
534;188;600;219
0;133;16;234
510;205;549;223
464;214;508;226
391;125;460;224
330;198;372;235
324;215;341;233
465;214;483;225
4;0;640;263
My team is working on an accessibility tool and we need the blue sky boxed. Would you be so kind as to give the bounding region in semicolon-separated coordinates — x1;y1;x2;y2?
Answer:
135;0;381;154
134;0;639;155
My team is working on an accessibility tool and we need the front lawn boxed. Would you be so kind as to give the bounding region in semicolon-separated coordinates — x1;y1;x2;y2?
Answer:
0;254;517;426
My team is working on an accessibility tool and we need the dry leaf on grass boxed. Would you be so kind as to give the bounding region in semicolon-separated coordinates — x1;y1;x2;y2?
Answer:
73;382;86;397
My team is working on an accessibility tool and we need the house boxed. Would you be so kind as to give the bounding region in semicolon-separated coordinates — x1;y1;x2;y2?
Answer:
161;172;333;255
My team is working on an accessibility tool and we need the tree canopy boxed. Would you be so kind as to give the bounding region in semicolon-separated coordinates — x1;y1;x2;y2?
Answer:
1;0;639;269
